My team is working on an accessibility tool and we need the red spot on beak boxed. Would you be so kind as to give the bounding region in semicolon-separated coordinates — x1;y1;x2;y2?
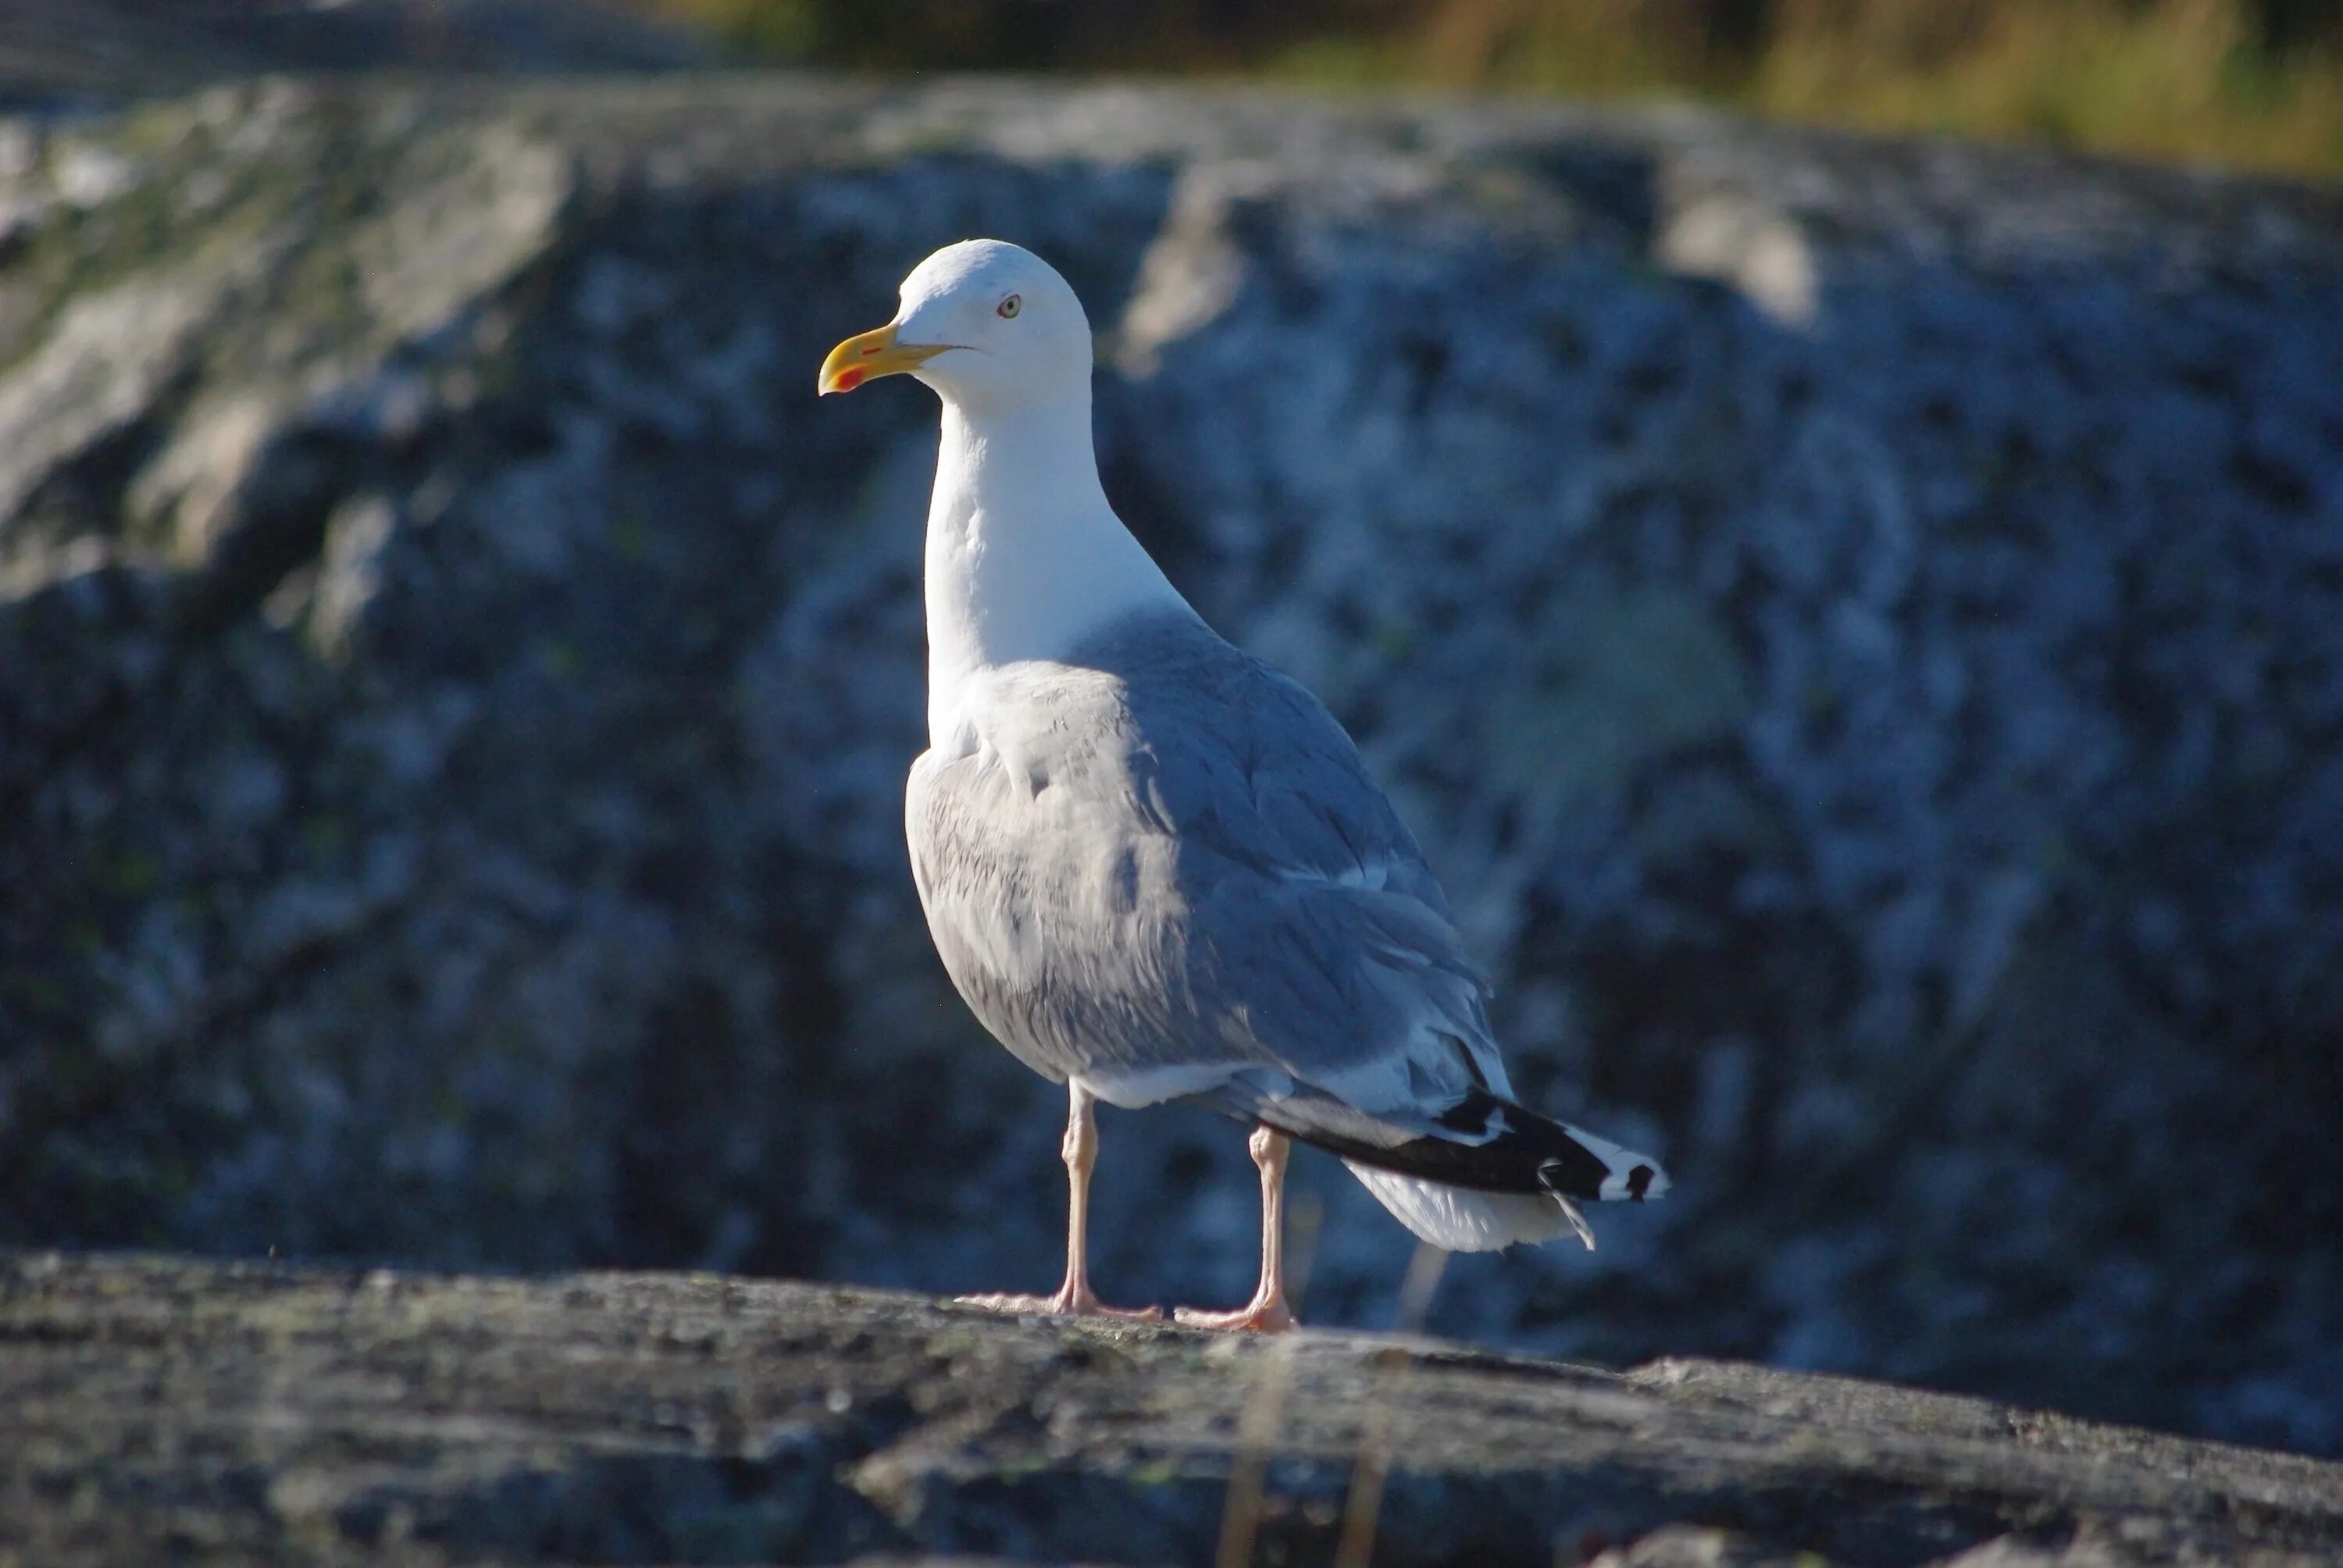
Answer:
834;368;865;392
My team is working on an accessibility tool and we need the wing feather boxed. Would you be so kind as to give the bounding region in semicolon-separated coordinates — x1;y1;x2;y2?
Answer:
906;610;1503;1122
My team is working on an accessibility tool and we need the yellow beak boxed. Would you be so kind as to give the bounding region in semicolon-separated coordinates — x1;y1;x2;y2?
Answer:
817;323;949;395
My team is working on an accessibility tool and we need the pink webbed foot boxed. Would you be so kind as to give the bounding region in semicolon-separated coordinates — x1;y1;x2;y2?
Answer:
1172;1295;1296;1334
955;1286;1161;1322
1175;1124;1299;1333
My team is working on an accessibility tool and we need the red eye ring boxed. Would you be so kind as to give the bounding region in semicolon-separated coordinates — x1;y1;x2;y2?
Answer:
997;294;1022;319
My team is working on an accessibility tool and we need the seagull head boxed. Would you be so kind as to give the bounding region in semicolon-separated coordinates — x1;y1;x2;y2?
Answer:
818;239;1093;413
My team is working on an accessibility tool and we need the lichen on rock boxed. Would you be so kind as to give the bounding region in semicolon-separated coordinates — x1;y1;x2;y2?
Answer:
5;1252;2341;1566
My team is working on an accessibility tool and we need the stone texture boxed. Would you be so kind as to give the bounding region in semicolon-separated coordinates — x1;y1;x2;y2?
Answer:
5;1251;2341;1566
1;75;2339;1462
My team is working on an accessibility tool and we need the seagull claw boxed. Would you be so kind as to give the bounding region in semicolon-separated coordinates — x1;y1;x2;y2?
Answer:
1172;1298;1296;1334
954;1288;1162;1322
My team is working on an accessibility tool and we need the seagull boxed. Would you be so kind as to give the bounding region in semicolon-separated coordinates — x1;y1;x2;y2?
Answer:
818;240;1667;1331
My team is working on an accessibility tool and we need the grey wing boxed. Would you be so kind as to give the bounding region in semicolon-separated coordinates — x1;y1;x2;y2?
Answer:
906;614;1515;1146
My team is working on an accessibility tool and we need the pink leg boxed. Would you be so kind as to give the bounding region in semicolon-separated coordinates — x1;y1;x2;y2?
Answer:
1175;1124;1296;1333
958;1082;1161;1321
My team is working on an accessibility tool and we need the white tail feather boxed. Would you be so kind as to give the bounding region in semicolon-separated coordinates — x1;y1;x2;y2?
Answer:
1345;1164;1596;1253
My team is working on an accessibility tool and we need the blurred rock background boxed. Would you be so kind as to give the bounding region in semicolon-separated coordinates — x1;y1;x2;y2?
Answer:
1;0;2339;1460
668;0;2343;180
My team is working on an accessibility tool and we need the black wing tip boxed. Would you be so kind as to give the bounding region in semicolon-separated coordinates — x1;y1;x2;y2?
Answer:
1542;1153;1665;1203
1268;1089;1656;1203
1535;1149;1606;1203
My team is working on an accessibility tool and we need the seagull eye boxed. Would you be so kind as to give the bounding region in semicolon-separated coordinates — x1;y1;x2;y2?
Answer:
997;294;1021;319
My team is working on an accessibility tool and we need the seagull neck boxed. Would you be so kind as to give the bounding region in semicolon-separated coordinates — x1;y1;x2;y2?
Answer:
923;391;1189;739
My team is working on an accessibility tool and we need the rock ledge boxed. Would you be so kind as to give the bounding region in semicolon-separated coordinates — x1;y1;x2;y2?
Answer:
4;1251;2339;1566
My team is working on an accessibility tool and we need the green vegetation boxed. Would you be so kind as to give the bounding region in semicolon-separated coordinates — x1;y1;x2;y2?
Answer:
646;0;2343;180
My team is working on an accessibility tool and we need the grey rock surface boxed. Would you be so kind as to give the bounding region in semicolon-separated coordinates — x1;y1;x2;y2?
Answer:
5;1250;2341;1566
1;76;2339;1459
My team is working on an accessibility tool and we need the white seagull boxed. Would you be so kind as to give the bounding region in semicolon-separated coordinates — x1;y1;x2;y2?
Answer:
819;240;1667;1331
